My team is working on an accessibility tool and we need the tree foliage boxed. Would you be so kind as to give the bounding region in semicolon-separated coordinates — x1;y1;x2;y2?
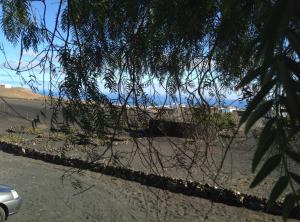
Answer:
1;0;300;219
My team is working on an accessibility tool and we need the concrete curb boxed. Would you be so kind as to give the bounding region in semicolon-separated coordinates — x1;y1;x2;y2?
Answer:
0;141;299;220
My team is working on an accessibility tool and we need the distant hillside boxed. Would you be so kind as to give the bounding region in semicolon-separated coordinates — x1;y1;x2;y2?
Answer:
0;87;44;100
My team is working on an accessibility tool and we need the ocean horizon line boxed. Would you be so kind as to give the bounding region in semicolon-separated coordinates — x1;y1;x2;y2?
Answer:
35;89;247;109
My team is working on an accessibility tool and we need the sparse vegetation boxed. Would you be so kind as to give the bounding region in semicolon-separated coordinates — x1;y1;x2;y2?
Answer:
0;133;24;144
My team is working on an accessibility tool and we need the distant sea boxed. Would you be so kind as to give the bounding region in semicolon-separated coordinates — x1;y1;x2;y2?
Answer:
36;89;247;109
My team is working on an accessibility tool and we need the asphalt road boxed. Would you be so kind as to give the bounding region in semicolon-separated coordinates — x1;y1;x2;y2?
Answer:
0;151;296;222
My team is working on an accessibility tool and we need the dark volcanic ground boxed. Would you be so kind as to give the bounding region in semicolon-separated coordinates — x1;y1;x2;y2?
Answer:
1;150;297;222
0;98;299;221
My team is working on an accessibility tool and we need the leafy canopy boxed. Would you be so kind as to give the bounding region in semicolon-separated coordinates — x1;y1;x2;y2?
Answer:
1;0;300;220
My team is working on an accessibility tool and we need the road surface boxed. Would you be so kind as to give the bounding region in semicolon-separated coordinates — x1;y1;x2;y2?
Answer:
0;151;295;222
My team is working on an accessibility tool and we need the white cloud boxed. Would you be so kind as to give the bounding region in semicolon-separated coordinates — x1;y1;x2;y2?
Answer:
23;49;38;58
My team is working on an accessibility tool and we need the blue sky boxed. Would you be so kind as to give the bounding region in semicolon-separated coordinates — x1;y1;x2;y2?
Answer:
0;1;241;100
0;1;61;89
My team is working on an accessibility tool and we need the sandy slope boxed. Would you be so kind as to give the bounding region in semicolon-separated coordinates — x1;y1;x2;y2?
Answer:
0;87;44;100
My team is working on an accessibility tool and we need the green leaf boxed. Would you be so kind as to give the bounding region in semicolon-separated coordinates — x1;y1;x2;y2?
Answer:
252;118;276;172
284;56;300;79
237;66;266;89
286;30;300;57
290;172;300;185
245;100;273;134
239;80;275;126
267;176;289;208
282;194;296;221
286;150;300;164
278;60;300;121
250;154;281;188
261;0;293;68
222;0;238;15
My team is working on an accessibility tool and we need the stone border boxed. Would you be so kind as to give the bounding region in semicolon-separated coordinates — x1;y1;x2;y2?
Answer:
0;141;299;220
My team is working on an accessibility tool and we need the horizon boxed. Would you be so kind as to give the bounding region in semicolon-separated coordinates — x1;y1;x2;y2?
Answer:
0;84;247;108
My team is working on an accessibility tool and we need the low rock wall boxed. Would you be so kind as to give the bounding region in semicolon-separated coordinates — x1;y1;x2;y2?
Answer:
0;141;299;220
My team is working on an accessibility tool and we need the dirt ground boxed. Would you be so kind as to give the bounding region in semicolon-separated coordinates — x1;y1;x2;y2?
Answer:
1;151;297;222
0;98;299;221
0;88;44;100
